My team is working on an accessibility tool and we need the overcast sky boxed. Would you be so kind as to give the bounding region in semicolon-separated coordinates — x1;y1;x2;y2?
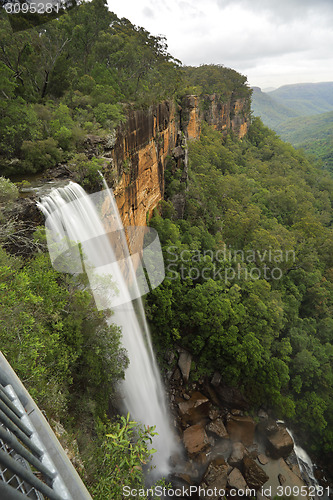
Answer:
107;0;333;89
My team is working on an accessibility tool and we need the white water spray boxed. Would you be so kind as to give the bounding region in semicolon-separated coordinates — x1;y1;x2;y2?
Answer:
38;181;176;477
287;428;319;487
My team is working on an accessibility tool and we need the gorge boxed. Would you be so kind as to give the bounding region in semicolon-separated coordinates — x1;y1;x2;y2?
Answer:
1;3;333;494
32;90;331;498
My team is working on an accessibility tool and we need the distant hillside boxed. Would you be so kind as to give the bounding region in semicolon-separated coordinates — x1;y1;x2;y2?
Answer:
252;82;333;127
269;82;333;116
251;82;333;171
251;87;300;128
277;111;333;171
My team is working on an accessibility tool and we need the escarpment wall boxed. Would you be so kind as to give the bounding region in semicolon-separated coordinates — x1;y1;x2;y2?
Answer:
100;94;250;229
108;101;179;229
201;94;250;138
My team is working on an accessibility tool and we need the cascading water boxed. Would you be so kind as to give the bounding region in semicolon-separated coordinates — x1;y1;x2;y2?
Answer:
37;181;176;477
287;428;319;488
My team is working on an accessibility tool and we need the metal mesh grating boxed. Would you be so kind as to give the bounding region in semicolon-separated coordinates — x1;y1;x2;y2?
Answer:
0;384;64;500
0;421;44;499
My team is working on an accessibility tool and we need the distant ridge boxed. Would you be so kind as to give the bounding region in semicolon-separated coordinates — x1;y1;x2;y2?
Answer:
251;87;300;128
251;82;333;171
252;82;333;126
268;82;333;116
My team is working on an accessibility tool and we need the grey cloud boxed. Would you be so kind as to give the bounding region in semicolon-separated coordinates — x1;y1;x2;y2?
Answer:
142;6;155;18
216;0;333;22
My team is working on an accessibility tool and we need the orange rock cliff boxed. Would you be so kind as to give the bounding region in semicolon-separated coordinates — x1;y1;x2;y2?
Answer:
94;94;250;229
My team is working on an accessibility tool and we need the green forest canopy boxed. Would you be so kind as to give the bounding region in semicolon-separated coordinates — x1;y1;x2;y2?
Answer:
0;0;332;490
0;0;251;177
146;120;333;456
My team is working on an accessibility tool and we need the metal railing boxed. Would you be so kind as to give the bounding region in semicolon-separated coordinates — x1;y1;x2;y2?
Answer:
0;353;92;500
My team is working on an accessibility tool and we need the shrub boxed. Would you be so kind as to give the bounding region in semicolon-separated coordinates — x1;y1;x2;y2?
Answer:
21;138;62;173
53;126;72;150
90;414;157;500
93;103;125;128
0;177;19;203
69;153;104;190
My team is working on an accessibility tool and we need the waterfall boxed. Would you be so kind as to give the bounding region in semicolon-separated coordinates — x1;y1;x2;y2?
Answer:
287;428;319;488
37;181;176;478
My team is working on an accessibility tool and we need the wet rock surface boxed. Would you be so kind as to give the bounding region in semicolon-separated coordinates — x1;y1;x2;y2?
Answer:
226;415;256;446
183;423;209;455
266;427;294;459
206;418;228;439
166;355;325;499
243;456;269;490
200;457;229;500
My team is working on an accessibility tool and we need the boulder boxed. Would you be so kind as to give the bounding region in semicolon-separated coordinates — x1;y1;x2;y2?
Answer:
258;454;269;465
228;468;248;491
266;427;294;459
200;457;229;500
228;442;247;468
278;473;287;485
257;418;279;437
178;349;192;382
206;418;229;439
226;415;256;446
243;456;269;490
214;385;249;410
178;392;210;426
183;423;209;455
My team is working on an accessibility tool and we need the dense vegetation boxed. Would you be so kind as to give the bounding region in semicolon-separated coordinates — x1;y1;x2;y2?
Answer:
182;64;251;101
1;0;333;494
275;111;333;172
252;84;333;171
0;0;182;176
146;119;333;456
0;0;251;178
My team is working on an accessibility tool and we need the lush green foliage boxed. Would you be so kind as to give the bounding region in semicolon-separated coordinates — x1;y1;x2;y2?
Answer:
0;0;181;175
182;64;251;101
0;176;19;203
0;244;127;418
146;120;333;455
90;414;157;499
275;111;333;172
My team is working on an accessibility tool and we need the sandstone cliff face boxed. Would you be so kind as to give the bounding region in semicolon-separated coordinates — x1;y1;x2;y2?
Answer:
108;101;179;229
181;95;201;140
103;94;250;228
202;94;250;139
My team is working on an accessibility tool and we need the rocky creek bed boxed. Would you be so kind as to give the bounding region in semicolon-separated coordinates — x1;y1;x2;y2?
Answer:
164;348;332;500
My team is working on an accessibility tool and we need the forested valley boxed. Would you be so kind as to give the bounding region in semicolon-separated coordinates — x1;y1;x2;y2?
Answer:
0;0;333;497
